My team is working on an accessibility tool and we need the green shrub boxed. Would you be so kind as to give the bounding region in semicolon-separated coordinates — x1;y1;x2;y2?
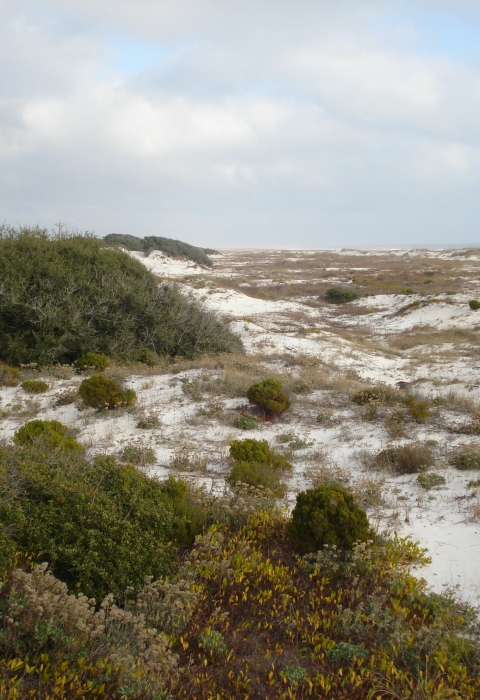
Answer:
324;287;358;304
417;472;446;490
400;287;415;295
0;364;20;386
13;419;84;453
21;379;49;394
288;484;372;552
233;415;258;430
246;379;290;414
75;352;110;371
0;443;183;599
0;226;240;366
469;299;480;310
120;444;156;466
404;395;431;422
229;438;292;470
374;443;434;474
226;461;286;497
79;375;136;410
137;347;159;366
451;449;480;471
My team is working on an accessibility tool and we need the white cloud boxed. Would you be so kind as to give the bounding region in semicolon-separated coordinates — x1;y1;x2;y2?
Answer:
1;1;480;245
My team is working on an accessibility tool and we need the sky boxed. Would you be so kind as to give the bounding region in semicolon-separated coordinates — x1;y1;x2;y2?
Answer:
1;0;480;248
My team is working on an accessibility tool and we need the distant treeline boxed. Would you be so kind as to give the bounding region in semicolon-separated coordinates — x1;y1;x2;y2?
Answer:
103;233;217;267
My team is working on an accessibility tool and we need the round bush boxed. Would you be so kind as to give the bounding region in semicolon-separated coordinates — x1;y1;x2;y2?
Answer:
325;287;358;304
14;420;84;453
246;379;290;414
288;485;372;552
226;461;286;497
374;443;434;474
21;379;49;394
229;438;292;470
79;375;136;410
75;352;110;372
469;300;480;310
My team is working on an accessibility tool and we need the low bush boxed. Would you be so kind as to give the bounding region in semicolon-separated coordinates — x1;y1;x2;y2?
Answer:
450;449;480;471
417;472;446;490
246;378;290;414
226;461;286;497
229;438;292;470
0;364;20;386
469;299;480;310
21;379;49;394
79;374;136;409
75;351;110;371
404;395;431;422
374;442;434;474
325;287;359;304
54;388;78;405
351;386;396;406
287;484;372;553
233;415;258;430
136;413;160;429
13;419;84;453
120;444;156;466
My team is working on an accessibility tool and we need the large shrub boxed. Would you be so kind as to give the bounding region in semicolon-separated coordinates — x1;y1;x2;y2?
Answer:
0;442;186;599
246;379;290;414
14;419;84;453
288;485;372;552
79;375;136;409
0;226;240;366
229;438;292;470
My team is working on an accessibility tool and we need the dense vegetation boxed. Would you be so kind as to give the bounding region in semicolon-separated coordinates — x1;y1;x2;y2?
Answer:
3;497;480;699
0;226;240;365
103;232;217;266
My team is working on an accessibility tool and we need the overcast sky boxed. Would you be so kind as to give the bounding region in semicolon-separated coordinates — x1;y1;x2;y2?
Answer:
1;0;480;248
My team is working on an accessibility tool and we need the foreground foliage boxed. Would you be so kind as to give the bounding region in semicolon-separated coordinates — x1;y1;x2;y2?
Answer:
0;226;240;366
1;505;480;699
0;440;182;599
169;512;480;699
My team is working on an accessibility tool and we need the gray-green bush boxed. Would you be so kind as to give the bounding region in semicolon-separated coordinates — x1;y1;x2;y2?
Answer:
0;226;240;366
